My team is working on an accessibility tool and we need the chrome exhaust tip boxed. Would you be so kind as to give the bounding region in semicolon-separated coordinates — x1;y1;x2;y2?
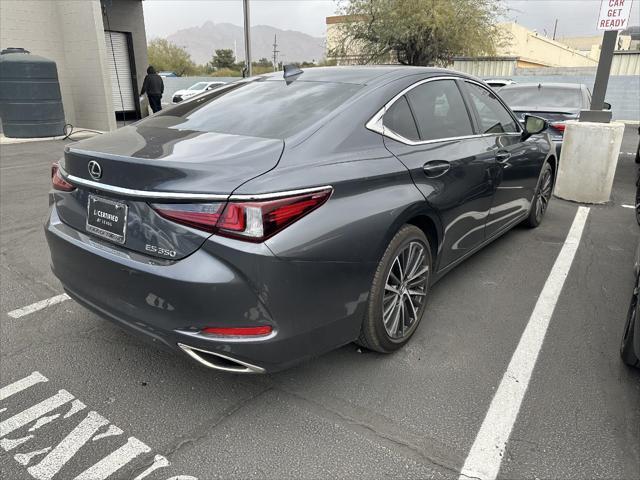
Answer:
177;343;265;374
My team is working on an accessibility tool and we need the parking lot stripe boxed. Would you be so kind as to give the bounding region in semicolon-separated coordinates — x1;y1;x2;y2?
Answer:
0;371;48;401
0;390;74;438
459;206;590;480
7;294;70;319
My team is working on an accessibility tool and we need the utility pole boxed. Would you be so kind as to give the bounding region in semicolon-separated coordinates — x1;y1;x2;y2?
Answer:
272;35;279;72
242;0;252;77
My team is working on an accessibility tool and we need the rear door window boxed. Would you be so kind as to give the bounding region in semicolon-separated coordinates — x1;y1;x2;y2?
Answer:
383;96;419;141
465;82;519;134
405;80;474;141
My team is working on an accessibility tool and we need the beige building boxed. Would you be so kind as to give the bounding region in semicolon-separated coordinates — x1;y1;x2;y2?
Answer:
0;0;148;132
494;22;598;68
559;34;633;59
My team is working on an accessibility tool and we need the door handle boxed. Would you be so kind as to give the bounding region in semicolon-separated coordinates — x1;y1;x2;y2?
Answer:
423;160;451;178
495;151;511;163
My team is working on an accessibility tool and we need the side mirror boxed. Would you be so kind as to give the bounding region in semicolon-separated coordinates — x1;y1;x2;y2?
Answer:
603;101;611;110
521;114;548;140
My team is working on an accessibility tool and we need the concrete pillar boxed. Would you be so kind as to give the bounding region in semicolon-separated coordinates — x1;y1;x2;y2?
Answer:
554;121;625;204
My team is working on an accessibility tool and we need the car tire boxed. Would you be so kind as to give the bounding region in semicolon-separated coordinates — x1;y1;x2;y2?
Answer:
357;225;432;353
621;277;640;368
523;162;553;228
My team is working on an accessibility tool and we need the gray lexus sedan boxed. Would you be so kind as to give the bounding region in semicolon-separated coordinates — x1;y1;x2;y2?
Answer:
46;66;555;373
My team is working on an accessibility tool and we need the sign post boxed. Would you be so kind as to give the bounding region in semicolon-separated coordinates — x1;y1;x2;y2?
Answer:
580;0;634;123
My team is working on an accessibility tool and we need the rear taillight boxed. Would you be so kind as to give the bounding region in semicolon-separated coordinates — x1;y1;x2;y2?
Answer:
551;122;566;132
151;188;332;242
152;202;225;233
51;162;75;192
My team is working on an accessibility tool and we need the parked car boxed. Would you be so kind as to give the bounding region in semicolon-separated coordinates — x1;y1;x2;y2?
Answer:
172;81;226;103
621;176;640;368
158;71;178;78
498;82;604;155
46;67;555;373
484;79;516;89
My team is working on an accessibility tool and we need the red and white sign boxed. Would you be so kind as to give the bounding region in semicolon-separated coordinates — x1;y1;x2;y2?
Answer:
597;0;634;30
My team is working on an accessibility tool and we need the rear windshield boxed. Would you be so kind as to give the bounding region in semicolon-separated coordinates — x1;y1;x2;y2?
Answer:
156;78;362;139
499;86;582;109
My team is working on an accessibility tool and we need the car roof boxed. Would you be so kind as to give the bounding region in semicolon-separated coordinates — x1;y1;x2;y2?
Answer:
500;82;586;90
259;65;462;85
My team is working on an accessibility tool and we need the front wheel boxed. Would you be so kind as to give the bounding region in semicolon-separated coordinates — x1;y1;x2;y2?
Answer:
357;225;432;353
523;162;553;228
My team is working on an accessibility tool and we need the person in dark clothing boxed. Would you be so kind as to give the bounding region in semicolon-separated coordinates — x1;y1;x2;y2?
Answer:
141;65;164;113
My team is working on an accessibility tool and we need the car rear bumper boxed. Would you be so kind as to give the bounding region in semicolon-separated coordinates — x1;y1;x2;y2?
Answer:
45;206;367;372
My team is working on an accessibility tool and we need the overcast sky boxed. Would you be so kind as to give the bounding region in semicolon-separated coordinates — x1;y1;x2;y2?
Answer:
142;0;640;40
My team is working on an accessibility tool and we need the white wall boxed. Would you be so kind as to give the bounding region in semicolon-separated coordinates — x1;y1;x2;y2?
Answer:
0;0;147;132
0;0;78;128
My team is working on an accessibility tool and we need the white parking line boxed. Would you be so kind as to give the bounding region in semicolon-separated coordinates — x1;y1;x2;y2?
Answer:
621;204;635;209
1;372;198;480
7;294;70;319
459;206;590;480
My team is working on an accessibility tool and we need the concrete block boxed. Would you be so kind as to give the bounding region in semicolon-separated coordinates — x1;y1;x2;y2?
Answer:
555;121;625;204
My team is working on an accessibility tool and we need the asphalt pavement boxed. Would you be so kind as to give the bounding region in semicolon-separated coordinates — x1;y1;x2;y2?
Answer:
1;126;639;479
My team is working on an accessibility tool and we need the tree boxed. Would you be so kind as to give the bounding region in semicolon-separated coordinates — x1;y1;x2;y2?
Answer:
147;38;197;76
254;58;273;68
330;0;505;66
210;49;236;70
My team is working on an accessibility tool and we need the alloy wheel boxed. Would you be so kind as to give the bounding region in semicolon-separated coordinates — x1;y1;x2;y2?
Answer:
535;168;553;222
382;241;429;340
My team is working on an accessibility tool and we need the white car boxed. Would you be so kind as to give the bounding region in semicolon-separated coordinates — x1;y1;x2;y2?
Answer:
484;79;516;89
171;81;226;103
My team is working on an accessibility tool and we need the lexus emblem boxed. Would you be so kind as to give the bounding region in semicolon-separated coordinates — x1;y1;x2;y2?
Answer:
88;160;103;180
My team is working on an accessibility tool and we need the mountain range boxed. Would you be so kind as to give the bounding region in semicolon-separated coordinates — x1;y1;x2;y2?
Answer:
166;21;326;65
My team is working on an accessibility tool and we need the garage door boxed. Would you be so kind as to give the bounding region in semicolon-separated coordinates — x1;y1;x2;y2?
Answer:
104;31;136;112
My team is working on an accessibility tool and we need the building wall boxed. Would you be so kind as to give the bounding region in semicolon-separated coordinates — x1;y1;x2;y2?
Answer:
559;34;632;59
101;0;148;93
0;0;147;133
496;23;598;68
0;0;78;129
57;0;115;132
325;16;374;65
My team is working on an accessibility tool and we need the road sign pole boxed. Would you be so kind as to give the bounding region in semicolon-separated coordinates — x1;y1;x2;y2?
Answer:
580;29;617;123
591;30;617;110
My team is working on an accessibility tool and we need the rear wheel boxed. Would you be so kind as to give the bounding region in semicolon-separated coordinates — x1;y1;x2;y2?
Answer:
524;162;553;228
621;279;640;368
358;225;431;353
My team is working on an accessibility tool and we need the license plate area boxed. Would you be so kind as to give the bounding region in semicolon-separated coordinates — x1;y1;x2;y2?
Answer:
86;195;128;244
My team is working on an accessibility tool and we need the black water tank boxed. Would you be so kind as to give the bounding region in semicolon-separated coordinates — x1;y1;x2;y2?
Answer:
0;48;65;138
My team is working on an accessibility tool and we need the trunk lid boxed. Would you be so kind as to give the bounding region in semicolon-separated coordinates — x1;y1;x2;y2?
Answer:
55;121;284;260
511;108;579;124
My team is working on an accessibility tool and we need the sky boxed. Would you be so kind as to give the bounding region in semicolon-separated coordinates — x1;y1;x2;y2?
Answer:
142;0;640;40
